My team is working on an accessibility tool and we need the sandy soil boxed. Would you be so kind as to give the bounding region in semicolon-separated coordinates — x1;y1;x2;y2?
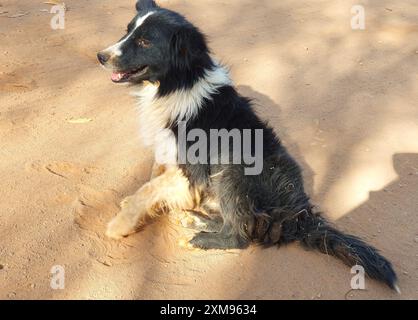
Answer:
0;0;417;300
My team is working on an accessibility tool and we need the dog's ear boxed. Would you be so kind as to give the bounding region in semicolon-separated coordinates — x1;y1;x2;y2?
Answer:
136;0;158;12
170;27;209;70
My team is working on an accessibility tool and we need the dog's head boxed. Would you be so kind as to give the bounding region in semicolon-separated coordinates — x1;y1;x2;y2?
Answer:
97;0;212;89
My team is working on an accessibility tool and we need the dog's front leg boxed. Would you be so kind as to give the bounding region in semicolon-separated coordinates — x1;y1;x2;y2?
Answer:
106;166;194;239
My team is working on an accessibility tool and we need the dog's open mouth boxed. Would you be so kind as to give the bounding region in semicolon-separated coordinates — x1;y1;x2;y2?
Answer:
111;66;149;83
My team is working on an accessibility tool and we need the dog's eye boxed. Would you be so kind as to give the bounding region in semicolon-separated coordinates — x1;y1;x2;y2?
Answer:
137;38;151;48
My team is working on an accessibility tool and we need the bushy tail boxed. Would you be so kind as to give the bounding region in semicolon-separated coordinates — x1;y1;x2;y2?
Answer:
300;214;399;292
253;208;399;292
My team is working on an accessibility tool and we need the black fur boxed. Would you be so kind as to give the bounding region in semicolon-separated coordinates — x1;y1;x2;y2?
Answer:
135;0;157;12
160;20;214;96
98;1;214;93
99;0;399;291
173;85;398;290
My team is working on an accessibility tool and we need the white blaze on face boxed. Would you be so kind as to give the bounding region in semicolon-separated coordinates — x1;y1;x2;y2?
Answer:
103;11;155;58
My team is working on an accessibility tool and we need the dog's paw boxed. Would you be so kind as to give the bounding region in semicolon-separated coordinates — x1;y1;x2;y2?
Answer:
189;232;213;250
180;211;207;230
105;215;136;240
177;237;195;250
179;210;223;233
189;231;248;250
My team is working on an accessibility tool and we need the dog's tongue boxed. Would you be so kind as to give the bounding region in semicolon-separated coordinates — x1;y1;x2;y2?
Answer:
111;72;127;82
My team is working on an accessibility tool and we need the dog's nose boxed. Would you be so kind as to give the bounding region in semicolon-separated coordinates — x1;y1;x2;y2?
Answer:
97;52;110;65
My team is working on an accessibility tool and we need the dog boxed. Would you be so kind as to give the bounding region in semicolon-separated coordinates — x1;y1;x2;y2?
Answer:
97;0;399;292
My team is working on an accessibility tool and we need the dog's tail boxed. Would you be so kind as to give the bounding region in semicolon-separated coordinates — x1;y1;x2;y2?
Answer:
255;208;399;292
300;215;399;292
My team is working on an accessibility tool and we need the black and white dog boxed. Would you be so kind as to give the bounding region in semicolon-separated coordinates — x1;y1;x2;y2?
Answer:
98;0;399;291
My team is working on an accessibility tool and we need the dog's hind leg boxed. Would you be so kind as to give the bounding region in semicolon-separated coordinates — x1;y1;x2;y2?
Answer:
106;166;195;239
180;210;223;233
189;168;254;250
189;223;249;250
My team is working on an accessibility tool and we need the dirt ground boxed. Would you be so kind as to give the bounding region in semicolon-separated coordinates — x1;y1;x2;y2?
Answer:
1;0;417;300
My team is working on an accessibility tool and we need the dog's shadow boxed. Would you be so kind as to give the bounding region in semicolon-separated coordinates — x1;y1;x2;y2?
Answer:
234;152;418;299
